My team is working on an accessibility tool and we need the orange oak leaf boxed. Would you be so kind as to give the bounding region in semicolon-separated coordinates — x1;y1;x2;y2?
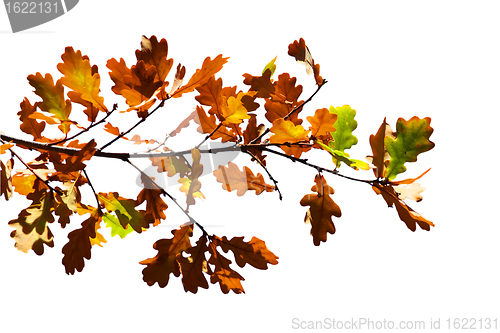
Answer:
269;119;309;143
288;38;323;86
176;235;210;293
27;72;73;133
17;98;46;141
140;225;193;287
1;158;13;200
372;183;434;231
171;55;228;98
214;236;279;270
57;47;108;113
8;189;56;255
307;108;337;138
213;162;275;196
300;174;342;246
103;122;129;140
106;58;158;116
169;110;197;138
61;209;101;274
136;35;174;82
194;106;238;142
264;73;304;125
136;174;168;226
269;118;311;158
208;241;245;294
242;69;275;99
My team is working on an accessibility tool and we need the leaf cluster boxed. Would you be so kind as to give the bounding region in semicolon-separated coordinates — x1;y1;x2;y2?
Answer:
0;36;435;293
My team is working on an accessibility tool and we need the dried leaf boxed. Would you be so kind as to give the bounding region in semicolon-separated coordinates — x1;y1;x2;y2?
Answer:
62;210;100;274
140;225;193;287
300;175;341;246
177;235;209;293
1;158;14;200
213;162;274;196
215;236;278;269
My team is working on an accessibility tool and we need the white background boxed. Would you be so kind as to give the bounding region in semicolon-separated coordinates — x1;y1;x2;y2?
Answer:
1;1;499;332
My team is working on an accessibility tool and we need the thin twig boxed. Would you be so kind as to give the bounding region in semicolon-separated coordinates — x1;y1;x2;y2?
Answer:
99;99;167;152
48;103;118;146
242;149;283;200
82;169;102;212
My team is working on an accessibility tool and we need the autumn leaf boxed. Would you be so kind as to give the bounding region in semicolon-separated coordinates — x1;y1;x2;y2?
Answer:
171;55;228;98
384;117;435;180
28;72;73;133
214;236;279;269
220;91;256;125
367;118;392;178
89;221;107;247
1;158;14;200
300;175;342;246
54;181;80;228
208;241;245;294
137;174;168;226
48;139;96;175
307;108;337;138
140;225;193;287
213;162;275;196
103;122;129;140
136;35;174;82
0;143;13;154
194;106;238;142
269;118;310;158
269;118;309;143
242;69;275;99
57;47;108;113
103;212;134;238
372;183;434;231
243;114;267;165
288;38;323;85
8;190;56;255
178;148;204;209
393;182;426;202
264;73;304;125
62;209;101;274
169;63;186;95
177;235;210;293
17;98;46;141
98;192;150;233
149;153;190;178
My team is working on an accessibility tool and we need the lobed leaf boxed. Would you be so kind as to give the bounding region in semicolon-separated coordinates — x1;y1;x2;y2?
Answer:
384;117;435;180
299;175;341;246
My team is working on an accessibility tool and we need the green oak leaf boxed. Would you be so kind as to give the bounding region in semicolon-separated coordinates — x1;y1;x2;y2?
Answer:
328;105;359;167
384;116;435;180
316;141;370;170
103;212;134;238
262;56;277;77
98;192;148;233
